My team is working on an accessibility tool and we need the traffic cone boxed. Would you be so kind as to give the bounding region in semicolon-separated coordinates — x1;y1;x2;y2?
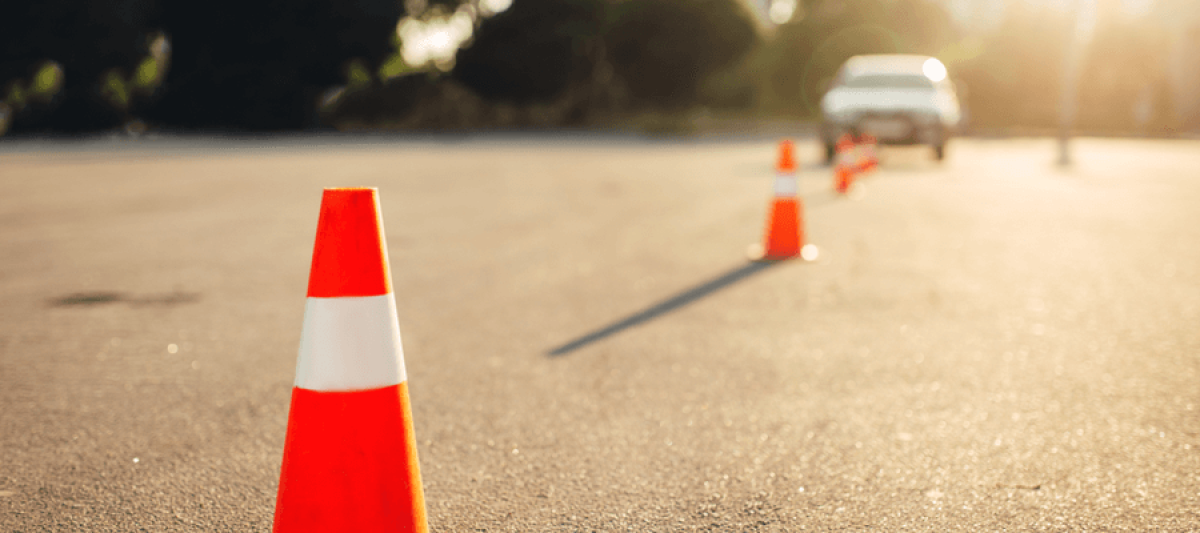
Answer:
833;134;857;194
857;134;879;173
273;188;428;533
754;140;816;261
776;138;797;174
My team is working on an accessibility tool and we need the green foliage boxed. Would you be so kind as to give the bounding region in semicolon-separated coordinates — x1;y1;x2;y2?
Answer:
345;58;373;89
0;61;64;133
698;59;757;109
132;57;161;93
451;0;610;104
100;70;130;111
4;82;27;111
605;0;760;109
378;53;413;81
2;0;1182;133
30;61;64;100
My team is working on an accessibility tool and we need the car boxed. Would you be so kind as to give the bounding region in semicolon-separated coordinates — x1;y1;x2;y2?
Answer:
819;54;962;163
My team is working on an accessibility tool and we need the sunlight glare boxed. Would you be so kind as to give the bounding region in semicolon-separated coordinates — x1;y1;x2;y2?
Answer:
801;244;819;262
922;58;947;82
480;0;513;16
1121;0;1153;17
769;0;797;25
398;13;476;71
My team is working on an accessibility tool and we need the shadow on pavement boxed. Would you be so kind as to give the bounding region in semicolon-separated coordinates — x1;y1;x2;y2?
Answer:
547;260;782;357
51;290;201;307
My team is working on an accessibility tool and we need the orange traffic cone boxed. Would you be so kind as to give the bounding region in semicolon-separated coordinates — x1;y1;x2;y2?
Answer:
776;138;797;175
274;188;428;533
755;140;816;261
857;134;879;173
833;134;857;194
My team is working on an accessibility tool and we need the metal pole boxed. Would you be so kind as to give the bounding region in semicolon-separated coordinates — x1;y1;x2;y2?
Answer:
1058;0;1084;167
1056;0;1094;166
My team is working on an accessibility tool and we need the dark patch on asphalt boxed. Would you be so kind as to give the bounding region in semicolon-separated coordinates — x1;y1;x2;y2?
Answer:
994;483;1042;490
52;292;125;306
51;291;201;307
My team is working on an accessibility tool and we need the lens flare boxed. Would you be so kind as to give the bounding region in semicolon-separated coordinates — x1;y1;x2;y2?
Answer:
480;0;512;15
801;244;819;262
769;0;796;24
922;58;947;82
397;11;476;71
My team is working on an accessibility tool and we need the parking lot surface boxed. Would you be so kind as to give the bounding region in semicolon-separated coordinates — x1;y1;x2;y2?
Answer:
1;136;1198;530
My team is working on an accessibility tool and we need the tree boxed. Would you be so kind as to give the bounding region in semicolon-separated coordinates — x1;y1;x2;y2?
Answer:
0;0;156;133
605;0;759;109
451;0;609;105
144;0;401;130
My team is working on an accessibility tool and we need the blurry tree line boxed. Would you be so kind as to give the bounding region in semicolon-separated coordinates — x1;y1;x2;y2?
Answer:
0;0;1190;135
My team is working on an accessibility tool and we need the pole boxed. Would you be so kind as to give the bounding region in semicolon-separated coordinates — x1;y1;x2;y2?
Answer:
1058;0;1085;167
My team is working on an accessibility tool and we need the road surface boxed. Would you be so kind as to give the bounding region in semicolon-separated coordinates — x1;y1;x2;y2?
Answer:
1;135;1198;531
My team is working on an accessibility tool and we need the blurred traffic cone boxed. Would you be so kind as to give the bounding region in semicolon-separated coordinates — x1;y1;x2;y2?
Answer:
857;134;879;173
776;138;797;174
754;140;816;261
274;188;428;533
833;134;857;194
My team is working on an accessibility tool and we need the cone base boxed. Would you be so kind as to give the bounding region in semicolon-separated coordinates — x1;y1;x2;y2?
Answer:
274;383;428;533
749;243;819;262
834;168;854;195
762;197;803;259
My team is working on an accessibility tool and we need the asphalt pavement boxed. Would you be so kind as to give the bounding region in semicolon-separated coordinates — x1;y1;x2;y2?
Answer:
1;135;1198;531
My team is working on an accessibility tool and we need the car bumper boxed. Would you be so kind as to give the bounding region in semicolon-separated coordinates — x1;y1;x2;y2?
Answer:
822;113;949;146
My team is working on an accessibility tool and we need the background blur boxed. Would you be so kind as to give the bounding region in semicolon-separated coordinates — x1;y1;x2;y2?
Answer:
2;0;1198;137
5;2;1200;531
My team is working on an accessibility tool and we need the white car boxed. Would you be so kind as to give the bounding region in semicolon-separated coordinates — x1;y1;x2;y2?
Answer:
820;54;962;162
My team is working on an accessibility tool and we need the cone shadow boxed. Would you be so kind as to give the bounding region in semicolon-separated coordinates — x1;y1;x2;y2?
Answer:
49;290;200;308
547;260;782;357
51;291;126;306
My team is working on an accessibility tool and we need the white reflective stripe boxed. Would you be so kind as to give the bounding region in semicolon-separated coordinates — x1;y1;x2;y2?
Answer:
773;175;797;197
295;294;406;391
838;148;855;165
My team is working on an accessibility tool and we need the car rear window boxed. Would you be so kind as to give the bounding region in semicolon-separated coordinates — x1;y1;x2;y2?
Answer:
842;74;934;90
